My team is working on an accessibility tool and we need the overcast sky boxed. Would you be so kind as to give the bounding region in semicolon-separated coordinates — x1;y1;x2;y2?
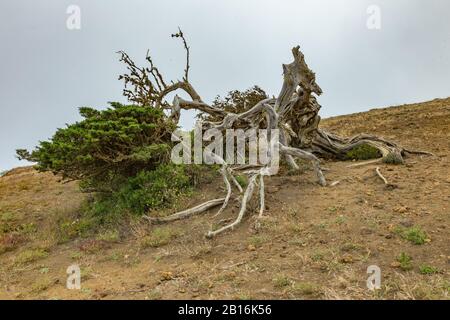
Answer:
1;0;449;171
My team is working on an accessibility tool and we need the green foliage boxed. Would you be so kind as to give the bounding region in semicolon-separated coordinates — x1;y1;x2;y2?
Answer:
85;164;194;223
397;252;413;271
55;215;99;243
139;227;179;248
213;85;268;113
395;226;428;245
96;229;120;243
272;274;292;288
345;144;381;161
115;164;192;214
383;153;404;165
51;164;193;243
17;102;175;192
15;248;49;265
247;235;267;248
202;86;268;122
235;175;248;188
403;227;428;245
419;265;439;275
292;282;322;297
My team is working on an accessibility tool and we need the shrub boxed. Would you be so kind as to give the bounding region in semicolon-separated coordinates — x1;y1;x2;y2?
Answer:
17;101;208;229
15;248;48;265
87;164;193;220
397;252;413;271
0;233;25;254
55;216;99;243
345;144;381;160
383;152;404;165
403;227;428;245
96;229;120;243
235;175;248;188
272;275;292;288
116;164;192;214
292;282;322;297
247;235;267;248
48;164;195;239
203;86;268;122
395;226;428;245
17;103;175;192
419;265;439;275
139;227;178;248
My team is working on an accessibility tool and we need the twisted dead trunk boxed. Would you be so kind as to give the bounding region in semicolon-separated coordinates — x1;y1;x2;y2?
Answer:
119;30;431;238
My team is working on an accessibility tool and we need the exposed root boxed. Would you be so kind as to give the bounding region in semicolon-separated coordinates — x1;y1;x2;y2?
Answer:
375;167;389;185
227;167;244;193
346;159;382;168
404;148;435;156
280;144;327;186
375;166;398;190
258;174;265;218
144;198;225;223
313;129;407;164
213;166;232;217
206;174;258;238
329;180;340;187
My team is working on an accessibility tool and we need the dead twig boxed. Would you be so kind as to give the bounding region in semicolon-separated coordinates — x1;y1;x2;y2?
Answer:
375;167;389;185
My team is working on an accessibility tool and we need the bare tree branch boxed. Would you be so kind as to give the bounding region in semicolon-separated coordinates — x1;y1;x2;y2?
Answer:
116;30;432;238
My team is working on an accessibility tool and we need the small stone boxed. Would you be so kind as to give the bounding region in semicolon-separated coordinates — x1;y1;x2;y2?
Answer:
399;219;414;227
160;271;173;281
360;227;374;235
340;254;353;264
394;206;409;213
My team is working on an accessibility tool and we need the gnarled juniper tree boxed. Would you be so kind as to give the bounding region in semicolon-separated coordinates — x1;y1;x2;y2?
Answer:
117;29;431;237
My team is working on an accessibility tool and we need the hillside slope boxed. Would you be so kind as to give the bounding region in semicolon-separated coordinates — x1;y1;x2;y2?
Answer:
0;98;449;300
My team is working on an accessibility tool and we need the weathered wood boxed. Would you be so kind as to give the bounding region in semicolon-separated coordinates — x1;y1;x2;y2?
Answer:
120;30;431;238
144;198;225;223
